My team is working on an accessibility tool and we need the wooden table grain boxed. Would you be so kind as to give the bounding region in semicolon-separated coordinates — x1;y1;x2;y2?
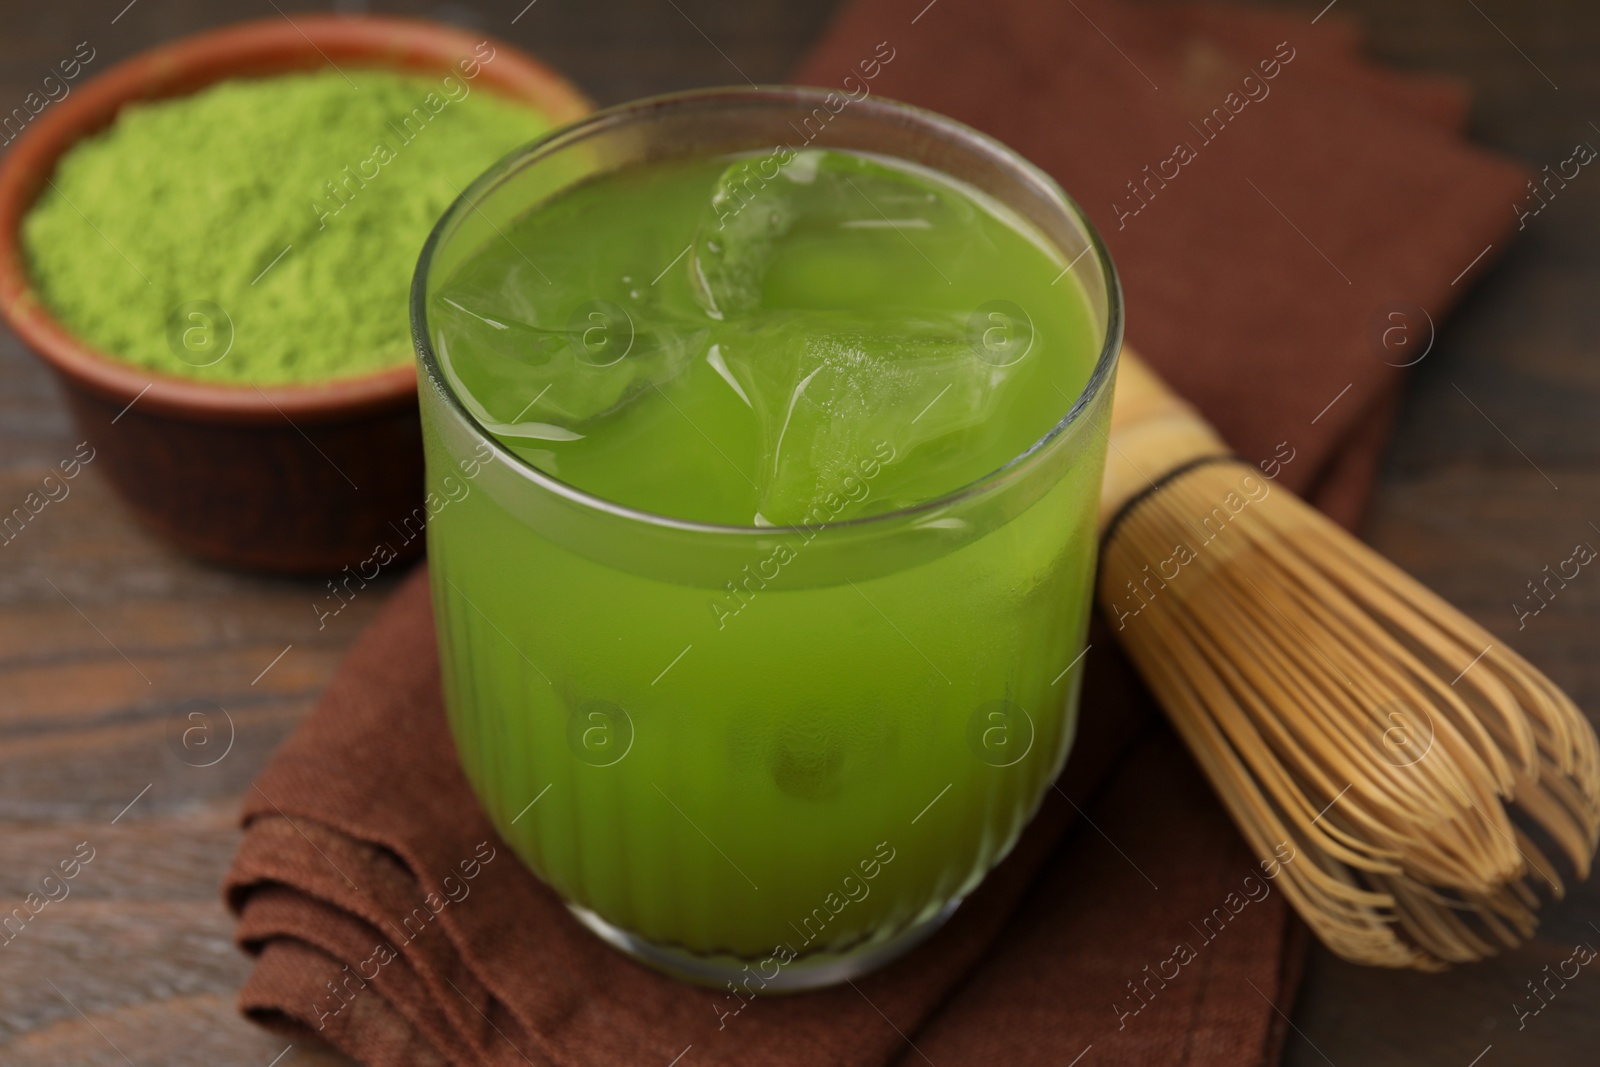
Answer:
2;2;1596;1065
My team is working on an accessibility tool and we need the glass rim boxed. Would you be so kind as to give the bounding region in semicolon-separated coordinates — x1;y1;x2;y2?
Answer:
410;84;1124;539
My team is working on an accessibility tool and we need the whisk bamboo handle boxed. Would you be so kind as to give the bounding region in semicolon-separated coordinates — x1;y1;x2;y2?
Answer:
1098;348;1230;535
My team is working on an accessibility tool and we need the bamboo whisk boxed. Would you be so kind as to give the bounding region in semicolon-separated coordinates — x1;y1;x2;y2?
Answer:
1098;350;1600;970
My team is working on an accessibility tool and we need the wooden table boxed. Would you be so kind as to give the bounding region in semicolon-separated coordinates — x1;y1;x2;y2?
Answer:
2;2;1595;1064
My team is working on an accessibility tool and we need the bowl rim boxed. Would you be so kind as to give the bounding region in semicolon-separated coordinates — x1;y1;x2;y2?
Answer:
0;14;592;425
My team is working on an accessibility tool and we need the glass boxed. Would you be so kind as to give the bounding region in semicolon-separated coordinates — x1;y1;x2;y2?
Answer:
411;87;1122;992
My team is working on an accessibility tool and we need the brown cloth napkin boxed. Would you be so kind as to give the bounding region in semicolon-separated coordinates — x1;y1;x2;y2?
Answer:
225;2;1529;1064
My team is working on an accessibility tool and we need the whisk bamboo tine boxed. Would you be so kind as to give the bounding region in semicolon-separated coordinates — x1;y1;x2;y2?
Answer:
1139;476;1510;831
1096;347;1600;969
1384;877;1498;964
1208;563;1503;845
1139;603;1408;870
1184;607;1465;876
1153;545;1422;815
1268;505;1531;784
1509;769;1591;882
1130;488;1522;891
1308;522;1591;787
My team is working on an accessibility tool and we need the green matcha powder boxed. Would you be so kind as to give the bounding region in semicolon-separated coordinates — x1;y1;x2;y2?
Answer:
24;68;552;384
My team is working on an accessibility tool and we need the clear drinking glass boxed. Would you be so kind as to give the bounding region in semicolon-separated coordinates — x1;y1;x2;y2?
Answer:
411;88;1121;991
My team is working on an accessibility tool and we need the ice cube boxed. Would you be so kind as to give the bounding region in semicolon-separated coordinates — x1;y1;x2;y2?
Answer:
688;150;976;319
711;310;1020;524
431;285;705;441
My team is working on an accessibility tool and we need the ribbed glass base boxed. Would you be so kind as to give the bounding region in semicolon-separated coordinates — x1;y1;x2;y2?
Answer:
567;898;962;993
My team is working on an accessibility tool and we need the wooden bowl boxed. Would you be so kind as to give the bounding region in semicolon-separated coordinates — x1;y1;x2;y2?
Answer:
0;16;591;573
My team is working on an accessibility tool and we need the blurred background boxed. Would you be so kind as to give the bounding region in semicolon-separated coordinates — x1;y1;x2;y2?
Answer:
1;1;1596;1064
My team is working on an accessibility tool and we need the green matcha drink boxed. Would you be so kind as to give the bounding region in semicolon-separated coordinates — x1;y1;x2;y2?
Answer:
414;90;1120;989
